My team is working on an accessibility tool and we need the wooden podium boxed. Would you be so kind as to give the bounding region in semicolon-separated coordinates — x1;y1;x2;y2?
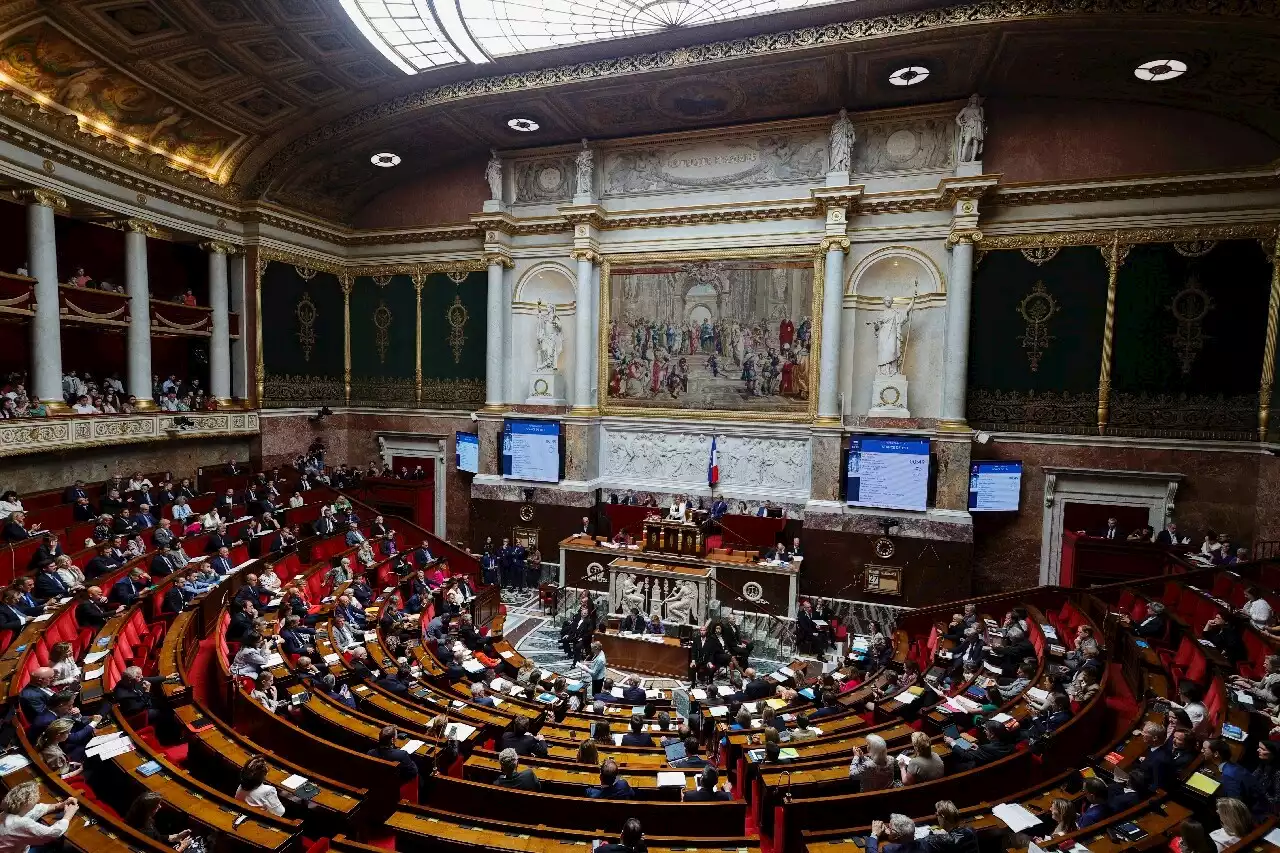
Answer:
642;519;705;557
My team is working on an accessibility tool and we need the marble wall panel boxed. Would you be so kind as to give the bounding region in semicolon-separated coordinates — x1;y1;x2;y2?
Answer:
932;435;973;512
0;436;252;495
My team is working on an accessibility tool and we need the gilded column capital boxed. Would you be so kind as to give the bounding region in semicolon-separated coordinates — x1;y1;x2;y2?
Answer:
338;273;354;297
12;188;67;210
116;218;159;237
483;252;514;269
818;236;851;254
946;228;983;248
570;248;602;265
199;241;238;255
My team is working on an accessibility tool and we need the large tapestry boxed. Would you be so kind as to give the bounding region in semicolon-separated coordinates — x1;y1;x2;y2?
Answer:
260;261;345;408
604;255;816;415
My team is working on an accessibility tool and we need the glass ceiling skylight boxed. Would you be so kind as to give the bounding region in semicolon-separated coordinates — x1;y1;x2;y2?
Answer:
341;0;829;74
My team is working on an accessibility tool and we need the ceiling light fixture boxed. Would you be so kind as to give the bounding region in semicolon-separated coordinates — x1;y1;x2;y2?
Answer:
1134;58;1187;82
370;152;401;168
888;66;930;87
507;118;540;132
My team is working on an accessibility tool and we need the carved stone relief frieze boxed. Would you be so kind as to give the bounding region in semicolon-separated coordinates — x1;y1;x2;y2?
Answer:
513;156;576;204
600;427;810;498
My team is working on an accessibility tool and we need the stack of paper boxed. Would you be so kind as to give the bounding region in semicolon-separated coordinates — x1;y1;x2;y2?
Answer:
83;650;109;665
1026;687;1050;704
656;772;686;788
991;803;1041;832
281;775;308;791
402;739;425;755
444;723;477;741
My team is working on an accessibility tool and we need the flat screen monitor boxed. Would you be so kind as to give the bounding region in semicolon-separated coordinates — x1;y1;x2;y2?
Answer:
968;461;1022;512
845;436;930;512
501;419;561;483
455;432;479;474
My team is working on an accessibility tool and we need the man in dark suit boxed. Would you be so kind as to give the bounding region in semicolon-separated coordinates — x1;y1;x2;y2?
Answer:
621;677;646;704
368;725;419;781
279;615;316;657
669;737;711;769
743;668;774;701
99;489;125;516
619;608;645;633
134;503;156;529
500;716;549;757
497;538;516;589
109;568;147;607
576;516;594;538
1206;737;1268;818
213;488;236;517
33;563;70;601
375;666;412;697
27;691;100;752
412;540;435;567
684;767;732;801
226;599;256;643
155;483;177;508
1134;722;1174;792
160;583;187;616
721;614;753;667
19;667;57;718
587;759;635;799
1077;778;1114;828
796;599;821;652
1128;601;1167;639
710;497;729;520
561;608;584;658
620;715;654;747
84;545;115;581
689;624;714;685
149;545;179;579
204;524;234;554
493;748;541;790
209;546;234;577
71;496;96;522
75;586;114;630
313;509;336;537
1094;517;1121;540
233;574;268;608
63;480;88;505
28;535;64;571
114;665;167;726
947;720;1016;771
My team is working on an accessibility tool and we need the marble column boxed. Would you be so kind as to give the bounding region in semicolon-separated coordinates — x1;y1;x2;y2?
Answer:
484;254;508;410
939;233;978;429
204;243;232;403
123;221;155;408
571;250;598;411
816;237;850;423
228;252;247;401
22;190;66;410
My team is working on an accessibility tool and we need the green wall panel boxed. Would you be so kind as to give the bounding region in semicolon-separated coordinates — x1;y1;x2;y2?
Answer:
350;274;416;407
420;271;486;408
1109;239;1270;439
966;246;1109;434
260;262;344;407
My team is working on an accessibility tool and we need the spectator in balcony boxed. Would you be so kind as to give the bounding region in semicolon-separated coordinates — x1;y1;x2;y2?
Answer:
69;268;90;287
53;555;84;591
114;507;139;536
71;496;95;522
134;503;156;529
70;394;97;415
158;391;178;411
0;398;16;419
178;289;197;307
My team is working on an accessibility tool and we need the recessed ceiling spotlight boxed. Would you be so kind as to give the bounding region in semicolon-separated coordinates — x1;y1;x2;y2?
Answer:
507;117;540;132
370;152;401;168
1134;58;1187;82
889;66;930;87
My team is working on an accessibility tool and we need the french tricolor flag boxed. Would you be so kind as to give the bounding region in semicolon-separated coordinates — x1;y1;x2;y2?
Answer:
708;437;720;487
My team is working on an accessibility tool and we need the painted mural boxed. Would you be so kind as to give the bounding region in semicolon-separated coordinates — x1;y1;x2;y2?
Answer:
0;21;243;178
605;256;816;414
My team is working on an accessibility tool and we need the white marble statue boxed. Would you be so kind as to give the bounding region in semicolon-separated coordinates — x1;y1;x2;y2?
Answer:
828;108;855;173
956;94;986;163
485;149;503;201
534;303;564;371
868;295;915;376
665;580;697;624
575;138;594;198
619;573;645;615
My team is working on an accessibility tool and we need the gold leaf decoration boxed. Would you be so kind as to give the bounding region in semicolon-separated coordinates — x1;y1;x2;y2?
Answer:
447;295;470;364
1173;240;1217;258
295;292;318;362
1016;281;1059;372
373;301;393;364
1167;275;1214;375
1020;246;1060;266
294;266;317;281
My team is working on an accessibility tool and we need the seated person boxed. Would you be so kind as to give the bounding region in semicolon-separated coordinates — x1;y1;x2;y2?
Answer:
945;719;1015;771
620;677;647;705
683;766;731;801
367;725;418;781
493;747;540;790
587;758;635;799
645;613;664;635
669;737;709;769
1077;778;1114;828
499;716;548;757
618;608;645;633
620;714;654;747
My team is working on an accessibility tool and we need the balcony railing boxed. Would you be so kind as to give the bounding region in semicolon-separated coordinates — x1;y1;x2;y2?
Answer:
0;273;35;318
0;410;260;458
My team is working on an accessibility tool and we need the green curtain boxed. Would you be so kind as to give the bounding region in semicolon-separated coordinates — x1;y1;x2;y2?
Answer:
260;262;344;407
350;274;416;407
420;271;486;408
1109;240;1270;440
966;246;1109;434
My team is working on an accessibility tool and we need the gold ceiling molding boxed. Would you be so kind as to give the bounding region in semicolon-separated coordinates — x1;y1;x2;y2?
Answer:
979;223;1278;251
995;172;1280;208
256;247;488;280
251;0;1280;194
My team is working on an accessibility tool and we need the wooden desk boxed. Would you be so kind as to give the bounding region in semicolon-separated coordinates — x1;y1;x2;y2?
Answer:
597;630;689;679
464;752;694;797
386;804;760;853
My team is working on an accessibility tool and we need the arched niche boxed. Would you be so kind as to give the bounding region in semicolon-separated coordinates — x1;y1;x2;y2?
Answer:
513;263;578;399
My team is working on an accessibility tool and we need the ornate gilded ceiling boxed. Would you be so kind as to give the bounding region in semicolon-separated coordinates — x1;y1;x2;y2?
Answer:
0;0;1278;225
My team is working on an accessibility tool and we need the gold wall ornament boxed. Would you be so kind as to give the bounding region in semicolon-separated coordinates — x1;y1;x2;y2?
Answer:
1167;276;1215;376
199;242;236;255
1173;240;1218;258
340;275;353;406
447;271;469;284
1020;246;1060;266
447;295;470;364
1259;232;1280;440
373;300;393;364
294;266;318;281
1016;281;1060;372
295;292;318;362
1096;238;1130;434
372;275;393;287
10;188;67;210
483;252;515;269
818;236;851;254
413;273;425;408
946;228;982;247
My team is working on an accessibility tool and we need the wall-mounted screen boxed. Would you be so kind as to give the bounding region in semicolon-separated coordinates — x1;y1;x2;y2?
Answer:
846;436;930;512
968;461;1022;512
455;432;479;474
501;419;561;483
